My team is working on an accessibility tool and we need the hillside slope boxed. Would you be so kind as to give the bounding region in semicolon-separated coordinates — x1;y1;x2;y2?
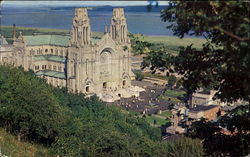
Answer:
0;128;49;157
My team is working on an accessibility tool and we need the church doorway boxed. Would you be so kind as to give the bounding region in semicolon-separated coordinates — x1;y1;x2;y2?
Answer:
122;80;126;87
103;82;107;89
86;86;90;93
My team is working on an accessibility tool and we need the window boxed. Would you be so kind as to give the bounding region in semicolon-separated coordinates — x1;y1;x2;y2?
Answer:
30;49;35;55
103;82;107;89
48;65;51;70
122;80;126;87
86;86;89;93
45;49;48;53
51;49;53;53
42;65;46;70
35;66;39;70
58;66;62;72
53;66;57;71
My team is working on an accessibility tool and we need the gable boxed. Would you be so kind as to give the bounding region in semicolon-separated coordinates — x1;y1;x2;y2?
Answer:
97;33;116;48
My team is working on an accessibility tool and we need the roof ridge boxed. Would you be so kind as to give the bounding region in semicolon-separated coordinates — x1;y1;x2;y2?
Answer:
23;34;69;37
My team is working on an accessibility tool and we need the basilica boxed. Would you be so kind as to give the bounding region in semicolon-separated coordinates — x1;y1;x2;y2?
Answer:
0;8;144;102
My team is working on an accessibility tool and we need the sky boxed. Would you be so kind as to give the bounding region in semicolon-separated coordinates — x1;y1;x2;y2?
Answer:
2;1;169;7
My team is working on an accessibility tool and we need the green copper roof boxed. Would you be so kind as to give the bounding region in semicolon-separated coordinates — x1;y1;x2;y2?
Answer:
33;55;66;63
23;34;102;46
23;35;70;46
35;70;66;79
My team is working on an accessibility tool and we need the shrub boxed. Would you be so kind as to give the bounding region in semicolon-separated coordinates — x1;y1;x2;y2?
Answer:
135;72;144;81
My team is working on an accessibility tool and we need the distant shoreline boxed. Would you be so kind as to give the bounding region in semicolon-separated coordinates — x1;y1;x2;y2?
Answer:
0;25;171;37
1;25;201;39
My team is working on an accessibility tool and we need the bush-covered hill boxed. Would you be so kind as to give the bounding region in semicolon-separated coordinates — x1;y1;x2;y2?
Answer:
0;65;204;157
0;128;49;157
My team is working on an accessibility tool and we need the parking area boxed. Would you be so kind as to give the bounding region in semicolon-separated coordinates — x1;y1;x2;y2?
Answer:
110;80;172;114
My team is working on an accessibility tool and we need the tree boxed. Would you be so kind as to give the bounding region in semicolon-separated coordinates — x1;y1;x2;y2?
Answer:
168;75;177;87
134;71;144;81
145;1;250;103
0;66;65;144
167;137;204;157
187;106;250;156
130;34;152;55
175;79;183;89
143;2;250;156
0;65;208;157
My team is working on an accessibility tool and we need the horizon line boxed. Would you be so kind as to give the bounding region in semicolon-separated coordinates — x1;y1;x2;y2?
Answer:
2;1;169;7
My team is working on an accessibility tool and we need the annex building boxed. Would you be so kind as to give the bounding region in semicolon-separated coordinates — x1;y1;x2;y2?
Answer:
0;8;144;102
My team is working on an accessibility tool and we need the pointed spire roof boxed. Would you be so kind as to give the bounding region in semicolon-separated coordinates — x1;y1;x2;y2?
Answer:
0;35;9;45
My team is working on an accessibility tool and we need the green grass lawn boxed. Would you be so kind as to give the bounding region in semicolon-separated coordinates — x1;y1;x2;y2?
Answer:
144;35;207;51
159;110;171;118
134;70;168;81
164;89;186;97
158;89;186;103
144;115;169;126
159;95;181;103
0;128;49;157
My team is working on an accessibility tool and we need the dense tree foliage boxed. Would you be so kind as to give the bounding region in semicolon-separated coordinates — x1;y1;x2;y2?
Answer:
0;65;204;156
0;66;65;144
188;105;250;156
130;34;152;55
142;1;250;156
144;1;250;103
134;71;145;81
168;75;177;87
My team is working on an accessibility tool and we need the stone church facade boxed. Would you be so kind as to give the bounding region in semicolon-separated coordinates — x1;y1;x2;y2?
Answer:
0;8;144;102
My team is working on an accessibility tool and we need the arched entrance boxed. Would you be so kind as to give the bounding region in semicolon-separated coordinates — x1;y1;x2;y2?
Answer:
122;73;130;88
103;82;107;89
84;79;94;94
122;80;126;87
85;86;90;93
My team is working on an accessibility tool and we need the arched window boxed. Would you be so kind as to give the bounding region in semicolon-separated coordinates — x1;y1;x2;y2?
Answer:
122;80;126;87
103;82;107;89
45;49;48;53
86;86;90;93
100;50;111;76
35;65;39;70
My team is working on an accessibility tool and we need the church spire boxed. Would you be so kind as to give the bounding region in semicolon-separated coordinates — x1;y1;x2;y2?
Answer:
12;24;16;41
71;8;91;46
110;8;128;43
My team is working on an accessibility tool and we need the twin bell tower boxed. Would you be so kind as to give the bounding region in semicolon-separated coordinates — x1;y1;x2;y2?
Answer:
70;8;129;47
